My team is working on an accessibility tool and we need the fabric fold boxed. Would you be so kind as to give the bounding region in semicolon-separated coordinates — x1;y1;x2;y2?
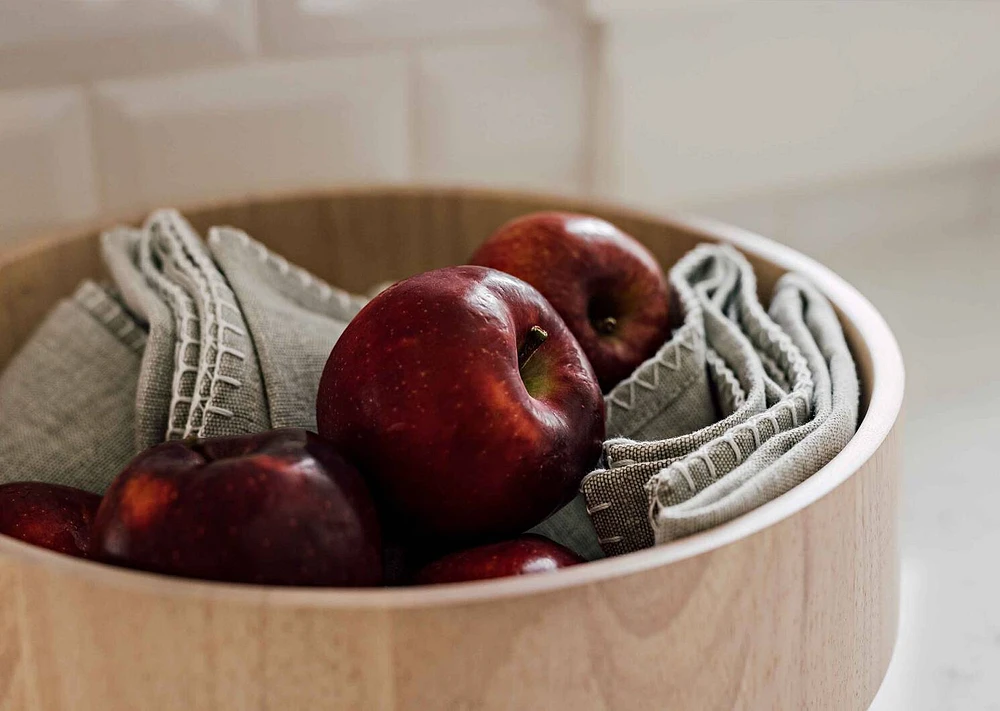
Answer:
207;226;365;431
0;281;144;492
575;245;854;555
0;212;857;562
0;212;368;490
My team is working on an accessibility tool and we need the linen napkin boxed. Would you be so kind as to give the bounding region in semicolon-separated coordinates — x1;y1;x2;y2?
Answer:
537;244;857;557
0;209;363;493
0;212;857;563
0;281;144;493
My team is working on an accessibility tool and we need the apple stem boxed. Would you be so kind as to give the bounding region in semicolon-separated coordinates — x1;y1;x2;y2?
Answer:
518;326;549;370
594;316;618;336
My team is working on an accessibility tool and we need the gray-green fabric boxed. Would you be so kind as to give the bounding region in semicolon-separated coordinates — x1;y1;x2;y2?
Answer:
0;211;362;492
539;244;857;558
0;214;857;560
207;226;365;432
0;282;144;493
103;226;178;450
647;271;858;544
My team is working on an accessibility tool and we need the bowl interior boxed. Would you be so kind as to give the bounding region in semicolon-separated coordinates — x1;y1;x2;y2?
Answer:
0;186;901;604
0;187;870;414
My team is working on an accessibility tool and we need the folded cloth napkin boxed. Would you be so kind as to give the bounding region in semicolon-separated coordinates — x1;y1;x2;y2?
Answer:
0;209;364;493
536;244;858;557
0;212;857;563
0;281;144;493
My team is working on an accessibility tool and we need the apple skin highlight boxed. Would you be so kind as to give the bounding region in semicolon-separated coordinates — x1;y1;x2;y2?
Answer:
90;429;383;586
415;535;584;585
471;211;671;392
317;266;605;544
0;482;101;558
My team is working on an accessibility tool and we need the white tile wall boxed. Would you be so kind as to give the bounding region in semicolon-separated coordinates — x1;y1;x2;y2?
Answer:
0;87;98;237
987;158;1000;228
415;29;589;192
260;0;581;56
93;54;410;214
597;2;1000;206
0;0;256;89
587;0;746;18
1;8;1000;709
0;1;997;246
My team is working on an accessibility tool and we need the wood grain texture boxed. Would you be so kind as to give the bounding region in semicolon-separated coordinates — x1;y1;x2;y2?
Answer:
0;187;903;711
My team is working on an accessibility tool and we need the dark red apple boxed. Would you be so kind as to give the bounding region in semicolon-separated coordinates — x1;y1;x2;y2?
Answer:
0;482;101;558
90;429;382;586
470;211;670;391
317;266;605;543
415;535;583;584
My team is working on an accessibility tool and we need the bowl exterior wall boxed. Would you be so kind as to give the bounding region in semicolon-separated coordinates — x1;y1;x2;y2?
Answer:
0;188;901;711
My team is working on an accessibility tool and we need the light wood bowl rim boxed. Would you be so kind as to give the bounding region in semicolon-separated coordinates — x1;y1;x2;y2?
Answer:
0;185;905;609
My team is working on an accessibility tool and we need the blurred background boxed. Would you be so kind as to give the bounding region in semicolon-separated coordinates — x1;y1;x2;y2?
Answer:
1;1;998;708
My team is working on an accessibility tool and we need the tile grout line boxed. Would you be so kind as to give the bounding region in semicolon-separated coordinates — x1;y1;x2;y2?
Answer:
579;20;603;198
80;83;109;221
406;48;422;182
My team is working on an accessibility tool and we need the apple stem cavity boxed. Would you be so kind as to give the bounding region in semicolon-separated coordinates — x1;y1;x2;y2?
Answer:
518;326;549;370
594;316;618;336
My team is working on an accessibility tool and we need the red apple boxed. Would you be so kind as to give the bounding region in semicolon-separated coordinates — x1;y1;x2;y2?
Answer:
415;535;583;584
90;429;382;586
317;266;605;543
0;482;101;558
470;211;671;391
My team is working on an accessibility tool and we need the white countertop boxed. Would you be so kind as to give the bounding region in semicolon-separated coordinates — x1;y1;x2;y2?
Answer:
812;218;1000;710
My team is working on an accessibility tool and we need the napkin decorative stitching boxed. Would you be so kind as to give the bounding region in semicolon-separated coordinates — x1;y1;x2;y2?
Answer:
138;231;200;440
149;210;260;439
168;217;249;437
706;347;745;410
155;216;224;437
606;325;700;412
75;282;148;352
723;432;743;464
211;228;365;320
645;390;810;511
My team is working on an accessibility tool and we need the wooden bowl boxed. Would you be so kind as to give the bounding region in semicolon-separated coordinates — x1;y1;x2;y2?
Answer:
0;187;903;711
